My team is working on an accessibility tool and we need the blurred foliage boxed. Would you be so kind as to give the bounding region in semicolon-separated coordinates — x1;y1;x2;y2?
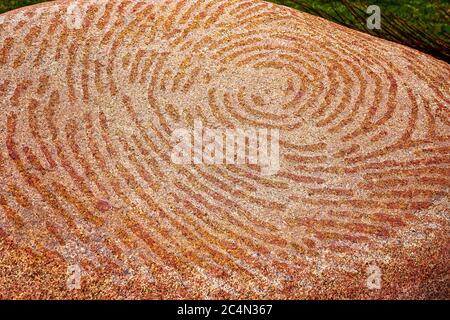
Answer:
1;0;48;14
272;0;449;39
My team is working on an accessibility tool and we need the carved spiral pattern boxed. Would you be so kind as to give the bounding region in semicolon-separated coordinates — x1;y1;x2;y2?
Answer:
0;0;449;298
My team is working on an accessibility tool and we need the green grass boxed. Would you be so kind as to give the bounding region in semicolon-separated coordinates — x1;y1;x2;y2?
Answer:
1;0;449;61
272;0;449;39
0;0;49;14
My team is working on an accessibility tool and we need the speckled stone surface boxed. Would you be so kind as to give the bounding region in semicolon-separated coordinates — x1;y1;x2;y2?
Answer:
0;0;449;299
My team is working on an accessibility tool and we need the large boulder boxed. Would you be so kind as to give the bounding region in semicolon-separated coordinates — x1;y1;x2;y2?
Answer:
0;0;448;299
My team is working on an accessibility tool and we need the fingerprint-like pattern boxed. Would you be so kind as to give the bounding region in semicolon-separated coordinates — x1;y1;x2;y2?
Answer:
0;0;449;298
